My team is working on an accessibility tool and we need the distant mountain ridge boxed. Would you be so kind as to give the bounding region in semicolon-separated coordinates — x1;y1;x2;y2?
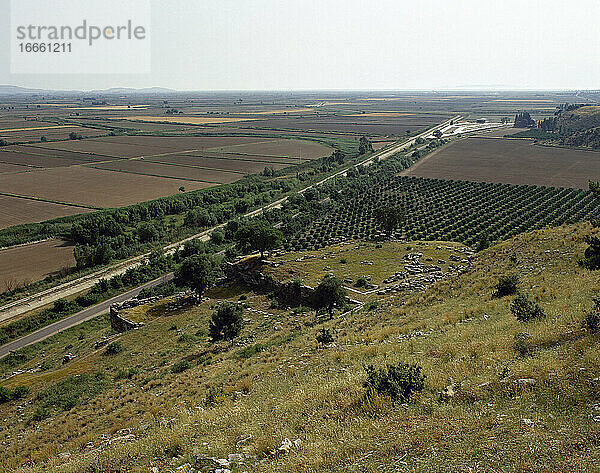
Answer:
0;85;177;95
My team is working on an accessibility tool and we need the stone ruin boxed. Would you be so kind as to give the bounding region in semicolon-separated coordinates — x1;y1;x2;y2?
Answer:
109;297;161;333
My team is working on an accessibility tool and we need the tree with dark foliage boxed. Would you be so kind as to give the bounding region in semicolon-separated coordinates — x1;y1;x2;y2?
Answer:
235;219;283;259
175;254;218;300
209;302;244;343
514;111;535;128
374;205;405;238
314;275;347;319
358;136;374;154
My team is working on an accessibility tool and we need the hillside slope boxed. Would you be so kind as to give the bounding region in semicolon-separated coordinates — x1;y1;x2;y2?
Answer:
1;224;599;472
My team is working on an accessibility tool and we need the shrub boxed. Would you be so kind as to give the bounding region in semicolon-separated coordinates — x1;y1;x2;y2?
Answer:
511;293;546;322
171;359;192;374
177;333;195;343
115;368;139;380
494;274;519;297
355;276;368;288
580;236;600;270
205;385;226;406
363;362;426;403
104;341;123;355
514;332;533;357
0;385;30;403
316;328;334;346
584;297;600;333
30;407;50;422
365;301;380;311
209;302;244;343
11;385;30;399
0;386;12;403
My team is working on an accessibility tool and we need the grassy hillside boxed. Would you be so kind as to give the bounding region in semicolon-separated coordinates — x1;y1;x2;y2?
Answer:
557;106;600;150
1;223;600;472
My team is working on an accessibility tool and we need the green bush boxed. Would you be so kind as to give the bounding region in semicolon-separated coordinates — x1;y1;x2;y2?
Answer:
205;385;226;407
316;328;334;346
363;362;426;403
115;368;140;380
0;386;12;403
355;276;368;288
177;333;196;343
30;407;50;422
209;302;244;343
511;293;546;321
494;274;519;297
104;341;123;355
11;385;30;399
171;359;192;374
0;385;30;403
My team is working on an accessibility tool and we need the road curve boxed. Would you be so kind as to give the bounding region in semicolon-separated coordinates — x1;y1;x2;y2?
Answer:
0;116;459;358
0;273;174;358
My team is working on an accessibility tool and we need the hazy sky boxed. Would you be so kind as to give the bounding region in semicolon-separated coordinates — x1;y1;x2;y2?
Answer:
1;0;599;91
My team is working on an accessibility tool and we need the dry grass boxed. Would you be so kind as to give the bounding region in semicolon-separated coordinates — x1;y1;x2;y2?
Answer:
1;223;600;472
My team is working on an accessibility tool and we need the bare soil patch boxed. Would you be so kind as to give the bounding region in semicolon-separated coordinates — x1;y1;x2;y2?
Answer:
0;195;93;229
0;167;213;208
405;137;600;189
92;160;242;183
145;155;292;173
0;239;75;292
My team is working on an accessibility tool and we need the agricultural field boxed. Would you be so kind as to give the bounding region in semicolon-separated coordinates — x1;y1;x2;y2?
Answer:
92;160;243;184
36;135;333;159
0;162;30;174
0;166;213;208
405;137;600;189
142;155;294;174
0;195;93;229
0;239;74;292
286;175;599;250
0;135;334;224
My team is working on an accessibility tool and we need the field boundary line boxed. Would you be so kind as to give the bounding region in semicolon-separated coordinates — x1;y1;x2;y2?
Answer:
119;159;250;175
0;192;101;210
84;165;228;184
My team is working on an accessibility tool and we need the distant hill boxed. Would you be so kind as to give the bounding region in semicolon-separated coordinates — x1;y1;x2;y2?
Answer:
558;106;600;149
0;85;50;95
0;85;177;96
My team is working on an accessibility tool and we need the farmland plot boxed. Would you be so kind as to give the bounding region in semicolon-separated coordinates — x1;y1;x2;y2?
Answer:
91;160;242;183
0;195;93;229
145;155;293;173
0;167;213;208
36;135;285;158
404;137;600;189
287;175;599;250
0;239;75;291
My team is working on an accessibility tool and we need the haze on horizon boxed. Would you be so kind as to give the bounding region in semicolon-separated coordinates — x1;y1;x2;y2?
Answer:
1;0;599;92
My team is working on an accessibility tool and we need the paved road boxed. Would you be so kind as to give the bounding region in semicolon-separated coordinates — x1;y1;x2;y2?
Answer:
0;116;459;358
0;273;173;358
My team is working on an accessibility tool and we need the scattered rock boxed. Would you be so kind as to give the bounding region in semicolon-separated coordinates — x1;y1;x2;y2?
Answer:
514;378;536;386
